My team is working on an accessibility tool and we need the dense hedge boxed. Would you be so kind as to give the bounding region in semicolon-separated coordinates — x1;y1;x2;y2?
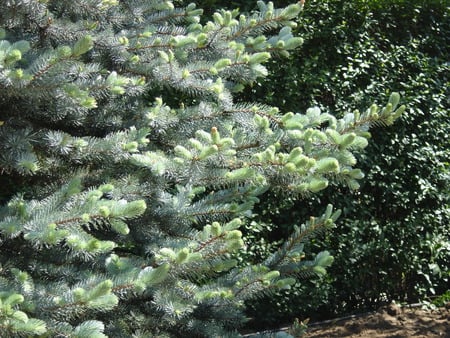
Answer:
196;0;450;328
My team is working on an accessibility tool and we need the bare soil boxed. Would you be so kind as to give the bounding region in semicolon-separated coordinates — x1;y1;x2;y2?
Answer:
304;303;450;338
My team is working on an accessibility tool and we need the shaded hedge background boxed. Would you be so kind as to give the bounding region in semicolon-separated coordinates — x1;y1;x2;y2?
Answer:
197;0;449;329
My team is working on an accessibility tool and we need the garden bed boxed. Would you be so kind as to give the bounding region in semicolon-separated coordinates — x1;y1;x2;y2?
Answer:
304;303;449;337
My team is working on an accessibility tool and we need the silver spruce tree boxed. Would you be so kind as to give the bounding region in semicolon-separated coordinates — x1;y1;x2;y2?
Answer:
0;1;404;337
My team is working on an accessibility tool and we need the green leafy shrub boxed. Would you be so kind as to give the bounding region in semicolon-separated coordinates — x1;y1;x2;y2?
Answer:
232;0;449;326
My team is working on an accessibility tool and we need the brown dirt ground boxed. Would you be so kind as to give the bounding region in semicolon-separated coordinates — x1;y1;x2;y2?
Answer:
304;303;450;338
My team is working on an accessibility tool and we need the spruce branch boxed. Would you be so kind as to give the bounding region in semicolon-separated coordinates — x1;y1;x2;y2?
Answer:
0;1;405;336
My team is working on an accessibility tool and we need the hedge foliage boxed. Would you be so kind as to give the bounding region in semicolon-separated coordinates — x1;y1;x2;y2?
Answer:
198;0;449;328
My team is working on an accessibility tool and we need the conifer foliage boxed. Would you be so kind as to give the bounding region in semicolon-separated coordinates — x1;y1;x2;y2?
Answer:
0;1;404;336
